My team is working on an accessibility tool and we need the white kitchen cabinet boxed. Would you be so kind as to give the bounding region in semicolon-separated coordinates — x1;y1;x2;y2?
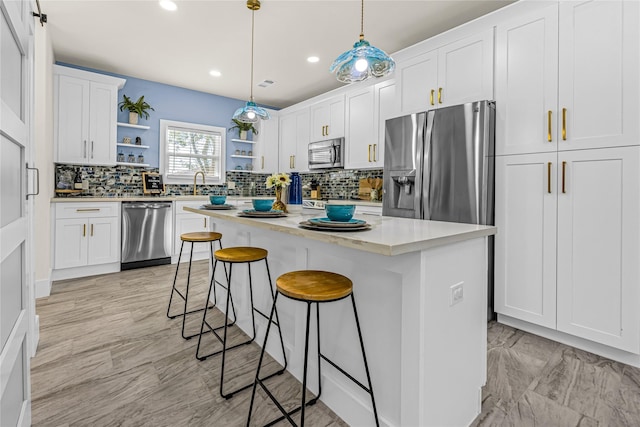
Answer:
496;1;639;155
54;202;120;270
494;153;557;329
556;146;640;353
174;201;214;260
495;5;559;156
279;108;309;172
557;0;639;151
309;95;345;142
54;65;125;166
345;80;396;170
495;147;640;353
397;29;494;115
253;109;279;174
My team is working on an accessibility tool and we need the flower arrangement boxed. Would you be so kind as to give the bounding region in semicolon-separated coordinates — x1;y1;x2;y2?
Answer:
265;172;291;189
265;173;290;212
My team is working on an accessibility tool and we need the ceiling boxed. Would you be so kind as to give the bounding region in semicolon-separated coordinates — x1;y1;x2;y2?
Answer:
40;0;514;109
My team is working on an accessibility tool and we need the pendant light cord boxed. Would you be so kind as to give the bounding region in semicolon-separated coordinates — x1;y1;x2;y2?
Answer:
359;0;364;41
250;9;255;101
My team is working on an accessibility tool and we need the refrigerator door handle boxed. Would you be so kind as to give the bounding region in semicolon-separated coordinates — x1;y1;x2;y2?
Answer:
419;112;433;220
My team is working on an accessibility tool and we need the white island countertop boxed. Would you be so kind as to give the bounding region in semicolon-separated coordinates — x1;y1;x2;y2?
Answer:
184;206;496;256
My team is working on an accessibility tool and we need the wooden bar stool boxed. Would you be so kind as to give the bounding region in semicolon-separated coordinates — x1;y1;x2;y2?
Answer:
166;231;224;340
247;270;379;427
196;246;287;399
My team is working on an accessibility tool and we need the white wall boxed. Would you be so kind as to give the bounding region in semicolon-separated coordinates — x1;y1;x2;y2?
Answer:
34;22;54;298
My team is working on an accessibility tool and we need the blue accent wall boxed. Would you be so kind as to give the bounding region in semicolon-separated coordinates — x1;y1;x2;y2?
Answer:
56;62;275;170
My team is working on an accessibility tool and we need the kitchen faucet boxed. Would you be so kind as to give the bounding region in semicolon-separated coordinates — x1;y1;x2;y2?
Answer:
193;171;205;195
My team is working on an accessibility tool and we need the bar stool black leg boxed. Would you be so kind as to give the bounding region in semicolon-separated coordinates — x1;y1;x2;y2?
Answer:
351;293;380;427
166;241;185;319
180;243;196;339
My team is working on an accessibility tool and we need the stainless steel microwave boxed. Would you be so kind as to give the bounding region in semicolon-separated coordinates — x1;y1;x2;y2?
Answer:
308;138;344;169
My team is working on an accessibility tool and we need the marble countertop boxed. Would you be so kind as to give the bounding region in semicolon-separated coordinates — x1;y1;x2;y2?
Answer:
50;196;384;207
184;206;496;256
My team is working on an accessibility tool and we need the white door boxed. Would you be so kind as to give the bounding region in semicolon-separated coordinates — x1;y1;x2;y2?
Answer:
88;82;116;165
56;75;89;164
558;0;639;150
174;214;209;258
397;49;437;115
254;109;278;174
1;0;34;425
53;218;88;269
278;113;296;172
556;147;640;353
437;29;494;108
374;79;396;167
345;86;375;170
494;153;557;329
495;5;559;156
87;217;119;265
294;110;309;172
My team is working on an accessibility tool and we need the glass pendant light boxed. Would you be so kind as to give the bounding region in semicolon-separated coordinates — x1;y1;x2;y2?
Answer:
232;0;270;123
330;0;395;83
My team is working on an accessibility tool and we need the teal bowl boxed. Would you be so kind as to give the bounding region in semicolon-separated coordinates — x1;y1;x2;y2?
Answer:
210;195;227;205
325;204;355;222
252;199;274;212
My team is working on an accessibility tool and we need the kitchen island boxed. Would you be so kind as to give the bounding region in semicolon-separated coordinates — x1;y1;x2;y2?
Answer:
185;207;496;427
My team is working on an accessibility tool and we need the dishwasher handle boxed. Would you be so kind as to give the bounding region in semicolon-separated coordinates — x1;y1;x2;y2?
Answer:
123;203;172;210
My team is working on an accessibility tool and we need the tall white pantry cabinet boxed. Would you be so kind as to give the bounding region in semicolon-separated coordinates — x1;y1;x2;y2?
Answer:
494;0;640;354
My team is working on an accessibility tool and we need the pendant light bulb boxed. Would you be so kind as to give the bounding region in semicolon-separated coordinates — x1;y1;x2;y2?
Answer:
330;0;395;83
232;0;270;123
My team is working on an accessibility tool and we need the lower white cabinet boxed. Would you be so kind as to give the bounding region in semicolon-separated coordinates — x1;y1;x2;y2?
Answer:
495;146;640;353
54;202;120;269
174;201;213;260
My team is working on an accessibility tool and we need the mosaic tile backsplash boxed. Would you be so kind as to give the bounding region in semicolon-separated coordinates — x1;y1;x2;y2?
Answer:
54;165;383;200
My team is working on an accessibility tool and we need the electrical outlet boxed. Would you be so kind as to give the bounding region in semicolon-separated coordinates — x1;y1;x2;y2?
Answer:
450;282;464;306
227;181;236;190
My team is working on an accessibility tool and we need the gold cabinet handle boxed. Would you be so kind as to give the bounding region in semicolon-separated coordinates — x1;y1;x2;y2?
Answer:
368;144;372;162
261;156;264;169
289;155;293;169
204;218;207;228
83;224;86;237
547;162;552;193
91;141;94;159
438;87;443;104
430;89;435;106
562;161;567;193
292;155;295;168
326;125;329;136
76;208;100;212
90;224;94;236
373;144;377;162
562;108;567;140
548;111;553;142
84;140;87;158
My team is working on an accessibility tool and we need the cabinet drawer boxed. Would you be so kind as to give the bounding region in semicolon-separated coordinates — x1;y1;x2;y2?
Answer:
55;202;120;219
175;200;208;215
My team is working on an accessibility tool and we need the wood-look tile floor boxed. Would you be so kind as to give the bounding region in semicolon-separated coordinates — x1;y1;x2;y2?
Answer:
32;262;640;426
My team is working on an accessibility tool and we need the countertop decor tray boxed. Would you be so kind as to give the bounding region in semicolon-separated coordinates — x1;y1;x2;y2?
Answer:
308;217;367;228
299;221;372;232
238;210;287;218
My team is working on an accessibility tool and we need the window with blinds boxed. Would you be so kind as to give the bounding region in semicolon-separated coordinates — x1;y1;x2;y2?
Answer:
160;120;226;184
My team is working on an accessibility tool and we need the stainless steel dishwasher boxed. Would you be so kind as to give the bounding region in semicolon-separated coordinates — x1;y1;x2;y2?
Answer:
121;201;173;270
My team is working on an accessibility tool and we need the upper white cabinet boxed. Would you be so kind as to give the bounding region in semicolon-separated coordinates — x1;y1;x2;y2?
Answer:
557;0;639;151
279;108;309;172
496;0;639;155
345;80;396;169
309;95;345;142
254;109;279;174
54;65;125;165
495;5;559;155
397;29;494;115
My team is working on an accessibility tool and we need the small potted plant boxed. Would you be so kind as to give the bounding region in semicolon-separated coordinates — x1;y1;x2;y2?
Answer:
230;118;258;140
119;94;154;125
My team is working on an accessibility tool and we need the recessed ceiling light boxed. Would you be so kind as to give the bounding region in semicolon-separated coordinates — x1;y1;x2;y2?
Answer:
159;0;177;11
307;56;320;63
209;70;222;77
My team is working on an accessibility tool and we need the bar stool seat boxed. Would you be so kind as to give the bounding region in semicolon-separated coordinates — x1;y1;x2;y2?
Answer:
276;271;352;302
166;231;223;340
247;270;379;426
196;246;287;399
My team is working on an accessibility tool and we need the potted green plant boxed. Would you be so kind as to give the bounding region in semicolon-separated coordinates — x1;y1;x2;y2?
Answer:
119;94;154;125
230;118;258;140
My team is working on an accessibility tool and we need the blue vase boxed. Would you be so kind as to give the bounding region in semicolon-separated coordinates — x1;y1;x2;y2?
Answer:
289;172;302;205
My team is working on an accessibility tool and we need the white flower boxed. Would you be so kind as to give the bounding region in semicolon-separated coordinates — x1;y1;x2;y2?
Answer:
265;172;290;189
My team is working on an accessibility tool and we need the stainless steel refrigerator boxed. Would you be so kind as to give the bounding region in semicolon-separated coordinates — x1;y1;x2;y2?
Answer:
382;100;495;316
